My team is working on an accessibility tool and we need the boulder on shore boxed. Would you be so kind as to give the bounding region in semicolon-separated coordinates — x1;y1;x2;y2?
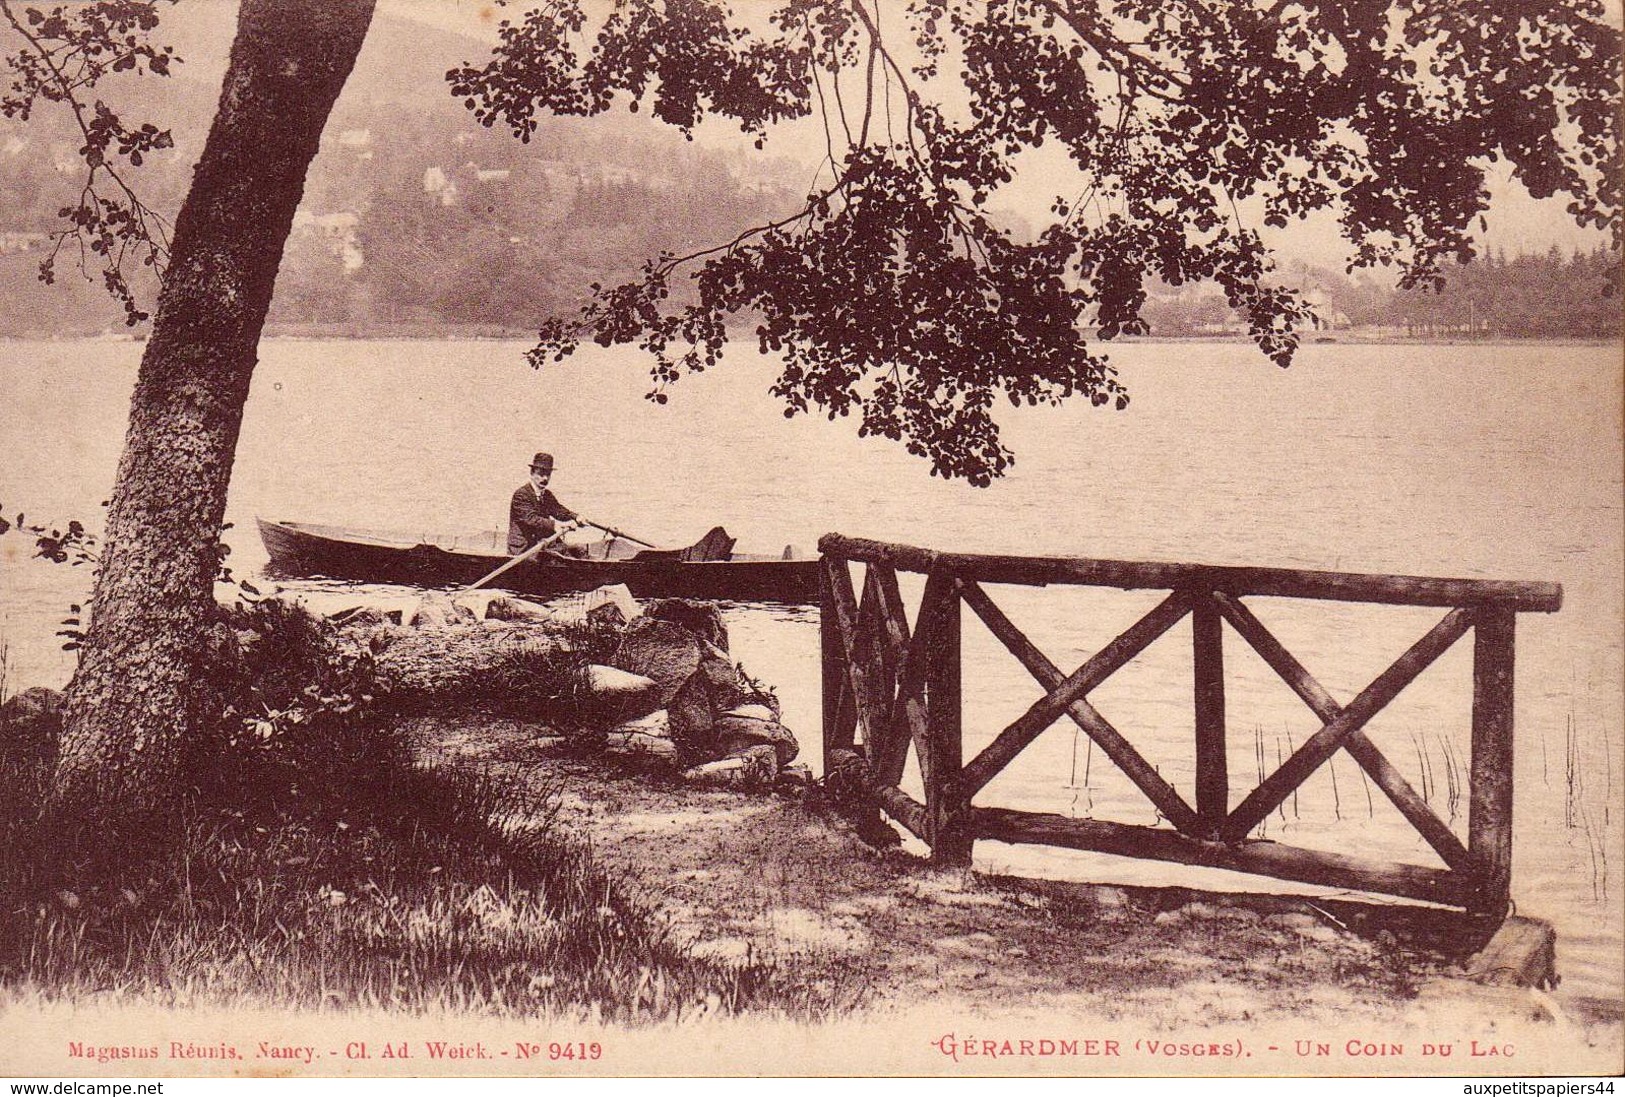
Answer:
662;640;791;764
0;686;64;772
695;641;765;710
666;673;718;761
608;709;671;738
331;605;403;628
682;744;779;788
362;621;577;713
328;589;800;776
609;618;703;706
584;584;641;623
408;594;478;629
644;598;729;651
547;583;642;628
713;704;799;767
604;709;675;756
483;594;555;623
577;664;663;724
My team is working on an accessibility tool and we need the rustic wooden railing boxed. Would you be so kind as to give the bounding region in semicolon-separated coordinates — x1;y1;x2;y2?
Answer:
818;534;1562;917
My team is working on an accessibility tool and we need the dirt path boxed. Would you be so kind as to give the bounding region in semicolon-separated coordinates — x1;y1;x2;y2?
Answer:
410;716;1619;1039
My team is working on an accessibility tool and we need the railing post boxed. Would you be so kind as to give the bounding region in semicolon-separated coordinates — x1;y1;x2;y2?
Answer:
1469;605;1516;917
1193;591;1228;834
926;576;972;865
821;557;855;770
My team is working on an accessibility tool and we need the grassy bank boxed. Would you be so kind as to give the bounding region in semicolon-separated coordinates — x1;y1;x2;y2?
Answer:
4;603;1619;1060
0;607;846;1021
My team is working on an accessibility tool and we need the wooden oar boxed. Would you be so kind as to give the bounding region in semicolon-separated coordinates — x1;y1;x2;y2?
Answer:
461;528;570;593
578;516;656;548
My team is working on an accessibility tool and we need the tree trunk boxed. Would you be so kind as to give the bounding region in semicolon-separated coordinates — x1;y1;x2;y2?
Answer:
59;0;376;808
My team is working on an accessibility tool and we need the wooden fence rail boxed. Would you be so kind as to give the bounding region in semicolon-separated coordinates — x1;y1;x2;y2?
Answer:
818;534;1561;918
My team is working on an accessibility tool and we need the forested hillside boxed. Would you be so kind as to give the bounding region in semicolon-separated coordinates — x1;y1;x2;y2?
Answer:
1;9;1613;341
0;9;805;337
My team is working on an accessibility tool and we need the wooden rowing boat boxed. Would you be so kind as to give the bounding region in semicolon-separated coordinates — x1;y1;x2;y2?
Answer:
257;518;820;604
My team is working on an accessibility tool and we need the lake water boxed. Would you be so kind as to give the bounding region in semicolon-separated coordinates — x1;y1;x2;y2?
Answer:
1;337;1620;1005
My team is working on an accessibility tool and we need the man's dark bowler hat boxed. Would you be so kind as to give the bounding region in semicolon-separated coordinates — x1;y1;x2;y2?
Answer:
530;452;554;472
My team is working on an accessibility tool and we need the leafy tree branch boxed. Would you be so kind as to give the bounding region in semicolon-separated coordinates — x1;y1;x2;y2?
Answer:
454;1;1619;483
0;0;179;324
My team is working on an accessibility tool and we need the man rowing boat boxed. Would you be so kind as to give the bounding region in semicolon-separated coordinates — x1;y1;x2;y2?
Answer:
507;451;588;558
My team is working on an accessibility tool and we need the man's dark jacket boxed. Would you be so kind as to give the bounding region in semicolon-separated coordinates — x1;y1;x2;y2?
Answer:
507;483;579;554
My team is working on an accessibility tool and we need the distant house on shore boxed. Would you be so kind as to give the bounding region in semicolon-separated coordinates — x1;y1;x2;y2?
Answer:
292;210;364;271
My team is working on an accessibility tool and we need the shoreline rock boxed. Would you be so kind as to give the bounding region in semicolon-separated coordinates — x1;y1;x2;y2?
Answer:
0;685;64;776
322;585;801;783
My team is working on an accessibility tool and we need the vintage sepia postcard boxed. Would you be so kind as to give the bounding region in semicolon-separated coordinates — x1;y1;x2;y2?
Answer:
1;0;1621;1081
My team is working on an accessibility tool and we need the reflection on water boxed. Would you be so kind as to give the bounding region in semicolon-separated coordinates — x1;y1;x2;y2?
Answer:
1;337;1619;1003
